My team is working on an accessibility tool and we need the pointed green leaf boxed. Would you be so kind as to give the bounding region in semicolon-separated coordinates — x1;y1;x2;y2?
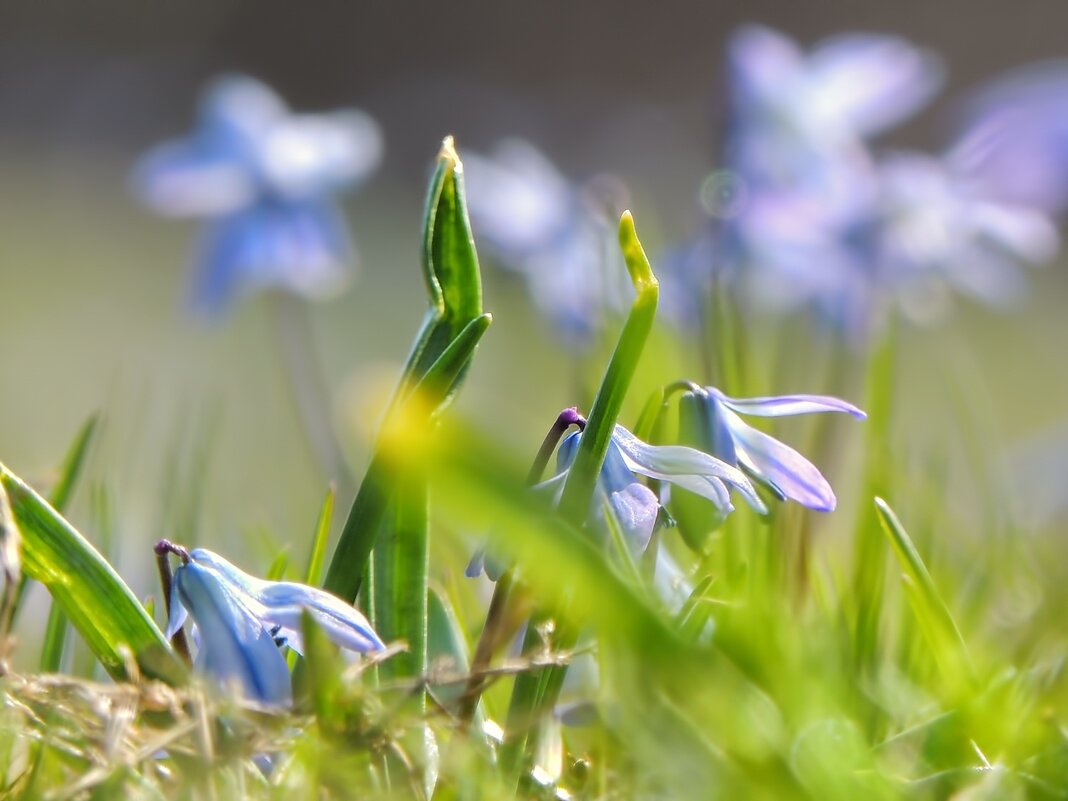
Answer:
1;463;183;683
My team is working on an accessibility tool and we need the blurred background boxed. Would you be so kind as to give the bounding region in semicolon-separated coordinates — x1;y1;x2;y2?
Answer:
2;1;1068;661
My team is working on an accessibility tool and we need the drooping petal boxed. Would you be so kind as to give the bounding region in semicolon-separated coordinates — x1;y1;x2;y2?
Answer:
189;548;384;655
164;580;188;640
719;407;837;512
710;388;866;420
174;562;293;705
611;425;766;514
604;483;659;555
254;581;385;655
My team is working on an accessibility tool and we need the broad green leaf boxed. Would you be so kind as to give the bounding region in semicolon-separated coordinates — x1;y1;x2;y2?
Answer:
324;138;488;605
1;463;183;683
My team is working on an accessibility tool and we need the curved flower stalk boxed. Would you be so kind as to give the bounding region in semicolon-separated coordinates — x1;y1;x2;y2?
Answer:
134;74;383;314
679;386;865;512
160;543;383;706
463;139;630;343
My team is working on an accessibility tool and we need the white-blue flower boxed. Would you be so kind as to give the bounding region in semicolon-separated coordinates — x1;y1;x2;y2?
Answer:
165;546;384;705
466;423;765;581
134;75;382;315
681;387;865;512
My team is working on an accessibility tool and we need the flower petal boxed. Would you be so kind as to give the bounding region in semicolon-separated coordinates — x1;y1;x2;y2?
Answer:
133;141;255;217
808;34;943;137
711;388;866;420
164;580;188;640
605;483;659;555
611;425;765;514
255;582;385;655
720;408;837;511
190;548;384;654
175;562;292;705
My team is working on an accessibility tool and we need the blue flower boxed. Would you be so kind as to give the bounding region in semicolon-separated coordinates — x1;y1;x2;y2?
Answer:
134;75;382;315
680;387;865;512
950;61;1068;215
463;139;629;343
165;546;383;705
466;424;765;580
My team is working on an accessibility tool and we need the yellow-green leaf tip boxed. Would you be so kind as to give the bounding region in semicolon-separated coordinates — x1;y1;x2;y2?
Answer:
618;210;658;292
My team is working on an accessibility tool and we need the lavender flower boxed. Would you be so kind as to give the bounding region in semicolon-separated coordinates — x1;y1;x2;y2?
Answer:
950;61;1068;215
679;387;865;512
164;545;383;705
134;75;382;314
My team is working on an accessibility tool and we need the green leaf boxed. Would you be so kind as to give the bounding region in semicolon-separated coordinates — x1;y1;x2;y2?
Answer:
49;414;99;513
323;138;488;605
558;211;659;526
0;463;183;683
305;483;336;587
509;211;659;772
373;465;429;690
874;497;973;683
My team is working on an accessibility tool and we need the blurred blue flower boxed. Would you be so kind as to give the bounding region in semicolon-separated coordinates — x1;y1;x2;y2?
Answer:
134;75;382;314
166;547;383;705
680;387;865;512
950;61;1068;215
463;139;630;343
726;25;942;201
871;151;1058;322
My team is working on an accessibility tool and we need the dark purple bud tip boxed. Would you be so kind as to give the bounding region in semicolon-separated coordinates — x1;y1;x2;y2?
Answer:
155;539;191;564
559;407;587;430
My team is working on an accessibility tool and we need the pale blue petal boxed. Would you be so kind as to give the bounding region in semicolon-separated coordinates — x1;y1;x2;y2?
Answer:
258;110;383;200
611;425;765;514
255;582;385;654
133;142;255;218
719;407;837;512
808;34;943;136
464;548;487;579
175;562;292;705
190;548;384;654
711;388;866;420
728;25;804;110
164;581;188;640
605;483;659;554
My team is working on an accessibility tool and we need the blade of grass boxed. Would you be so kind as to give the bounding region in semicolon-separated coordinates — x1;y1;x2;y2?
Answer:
305;483;336;587
32;416;100;672
874;497;973;684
